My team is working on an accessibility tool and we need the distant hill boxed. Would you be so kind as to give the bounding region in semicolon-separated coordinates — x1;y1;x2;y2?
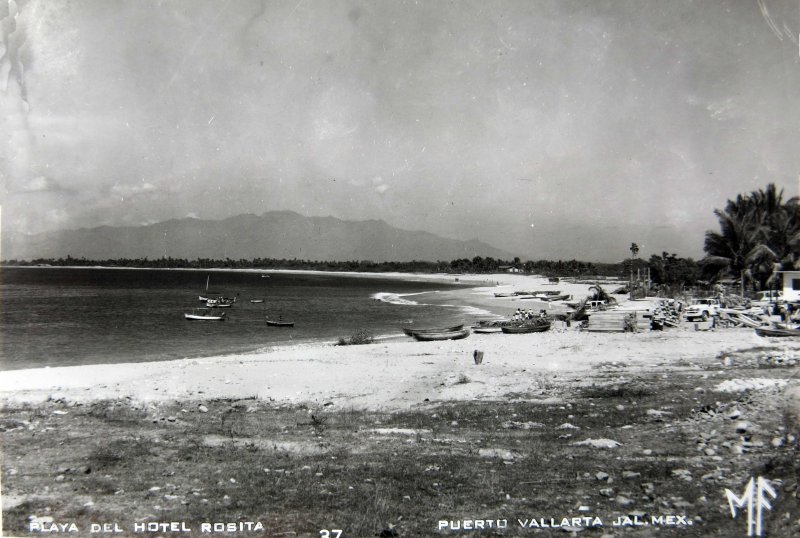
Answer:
2;211;517;263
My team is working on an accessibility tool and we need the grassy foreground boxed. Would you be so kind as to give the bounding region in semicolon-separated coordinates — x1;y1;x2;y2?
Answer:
2;348;799;537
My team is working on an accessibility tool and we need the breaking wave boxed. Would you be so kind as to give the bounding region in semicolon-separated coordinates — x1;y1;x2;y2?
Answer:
372;292;430;306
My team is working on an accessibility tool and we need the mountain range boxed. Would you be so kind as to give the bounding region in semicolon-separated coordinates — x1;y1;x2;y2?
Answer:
1;211;517;263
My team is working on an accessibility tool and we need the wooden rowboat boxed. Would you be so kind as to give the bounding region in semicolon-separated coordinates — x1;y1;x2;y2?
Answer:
411;328;471;341
184;308;226;321
501;322;551;334
266;319;294;327
754;326;800;337
402;323;464;337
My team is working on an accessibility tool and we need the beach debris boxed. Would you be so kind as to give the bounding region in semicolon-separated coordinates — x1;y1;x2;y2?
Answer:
671;469;692;482
572;439;621;449
735;421;755;434
622;471;641;480
0;419;29;433
198;404;209;413
478;448;516;461
370;428;430;435
595;471;610;481
714;378;788;392
473;349;484;365
615;495;634;506
502;421;544;430
557;422;580;430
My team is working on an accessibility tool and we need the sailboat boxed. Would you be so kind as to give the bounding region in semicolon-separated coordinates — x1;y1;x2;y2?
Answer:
198;275;237;305
198;275;215;302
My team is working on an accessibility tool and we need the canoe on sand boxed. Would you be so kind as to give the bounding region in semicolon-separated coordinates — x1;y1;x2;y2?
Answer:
411;328;471;341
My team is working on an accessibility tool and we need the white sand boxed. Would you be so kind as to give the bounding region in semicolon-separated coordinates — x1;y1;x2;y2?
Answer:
1;271;795;410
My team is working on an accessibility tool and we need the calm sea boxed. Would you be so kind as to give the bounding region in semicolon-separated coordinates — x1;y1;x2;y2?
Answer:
0;267;485;371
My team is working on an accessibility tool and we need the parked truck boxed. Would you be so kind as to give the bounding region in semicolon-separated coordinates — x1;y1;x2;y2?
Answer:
684;298;721;321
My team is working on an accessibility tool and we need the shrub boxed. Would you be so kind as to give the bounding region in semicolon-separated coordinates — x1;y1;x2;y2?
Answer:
337;328;375;345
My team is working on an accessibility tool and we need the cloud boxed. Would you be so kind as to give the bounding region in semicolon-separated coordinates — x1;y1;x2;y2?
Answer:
20;176;62;192
109;181;159;199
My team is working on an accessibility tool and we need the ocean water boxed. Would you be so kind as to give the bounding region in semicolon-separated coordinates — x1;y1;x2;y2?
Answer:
0;267;483;371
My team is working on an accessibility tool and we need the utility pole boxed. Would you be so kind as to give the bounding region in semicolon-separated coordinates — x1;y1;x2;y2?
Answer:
629;243;639;301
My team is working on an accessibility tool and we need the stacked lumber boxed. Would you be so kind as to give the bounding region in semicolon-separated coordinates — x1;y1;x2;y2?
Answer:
651;303;683;328
585;311;650;332
717;308;769;328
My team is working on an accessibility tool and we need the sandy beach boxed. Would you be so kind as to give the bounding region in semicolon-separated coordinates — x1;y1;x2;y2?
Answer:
0;271;791;411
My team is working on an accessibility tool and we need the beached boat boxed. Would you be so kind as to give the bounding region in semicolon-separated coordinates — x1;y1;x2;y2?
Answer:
754;326;800;337
540;294;572;302
184;308;226;321
494;292;514;298
411;328;470;341
402;323;464;337
266;319;294;327
501;322;551;334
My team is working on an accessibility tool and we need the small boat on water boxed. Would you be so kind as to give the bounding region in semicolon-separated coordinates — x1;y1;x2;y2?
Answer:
411;328;471;341
206;298;233;308
402;323;464;337
754;326;800;337
266;318;294;327
501;322;551;334
185;308;226;321
250;299;264;304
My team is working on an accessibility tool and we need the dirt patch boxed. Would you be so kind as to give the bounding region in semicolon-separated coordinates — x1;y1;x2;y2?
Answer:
2;346;800;537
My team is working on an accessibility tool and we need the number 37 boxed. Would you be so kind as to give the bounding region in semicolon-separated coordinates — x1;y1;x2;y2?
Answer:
320;530;342;538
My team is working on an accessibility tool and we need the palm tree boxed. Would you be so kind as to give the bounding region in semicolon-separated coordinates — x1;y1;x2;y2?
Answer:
704;197;762;296
703;184;800;296
750;184;800;286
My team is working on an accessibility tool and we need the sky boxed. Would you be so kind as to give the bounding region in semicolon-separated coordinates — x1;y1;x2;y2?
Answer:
1;0;799;262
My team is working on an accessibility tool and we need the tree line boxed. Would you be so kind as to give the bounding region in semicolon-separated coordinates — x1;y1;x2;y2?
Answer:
4;182;795;296
2;255;616;278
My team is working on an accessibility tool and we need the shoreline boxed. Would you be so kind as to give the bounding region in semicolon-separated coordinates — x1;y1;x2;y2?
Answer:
2;325;790;411
0;270;637;409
